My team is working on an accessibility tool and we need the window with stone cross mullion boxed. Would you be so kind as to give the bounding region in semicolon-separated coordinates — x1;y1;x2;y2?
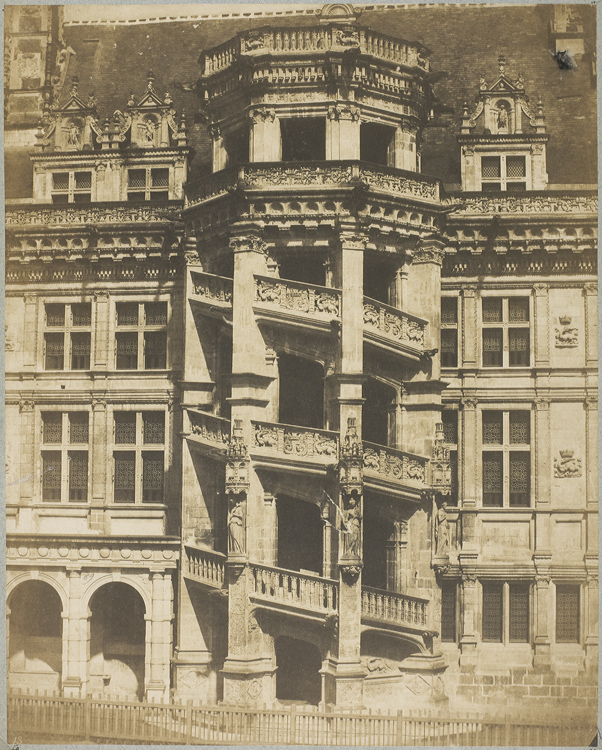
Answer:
43;301;92;371
482;409;531;507
115;301;168;370
112;410;166;503
481;295;530;368
441;295;459;368
41;411;90;503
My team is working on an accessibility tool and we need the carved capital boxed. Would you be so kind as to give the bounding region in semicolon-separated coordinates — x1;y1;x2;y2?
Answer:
339;232;367;251
583;283;598;296
462;574;477;586
533;283;549;296
461;285;477;298
249;107;275;124
19;399;34;413
461;397;478;410
94;291;109;301
327;104;360;122
584;396;598;410
413;242;445;265
535;575;551;588
92;398;107;412
534;397;550;411
229;235;268;255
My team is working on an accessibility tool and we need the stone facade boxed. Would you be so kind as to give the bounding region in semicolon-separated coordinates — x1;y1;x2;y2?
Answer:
4;2;597;724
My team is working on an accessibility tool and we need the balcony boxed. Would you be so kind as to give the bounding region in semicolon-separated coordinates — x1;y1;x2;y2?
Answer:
363;297;427;360
185;409;231;457
189;271;233;319
253;274;341;334
361;586;430;635
363;441;429;498
250;563;338;620
183;544;226;590
185;161;440;210
251;420;338;474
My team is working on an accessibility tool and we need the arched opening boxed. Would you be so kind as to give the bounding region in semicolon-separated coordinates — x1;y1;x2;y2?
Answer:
89;583;146;700
277;496;322;575
278;353;324;429
363;378;396;446
363;251;396;305
275;636;322;705
8;580;63;692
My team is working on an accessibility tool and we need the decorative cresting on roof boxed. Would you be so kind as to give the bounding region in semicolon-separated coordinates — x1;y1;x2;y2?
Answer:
460;55;545;136
35;71;188;152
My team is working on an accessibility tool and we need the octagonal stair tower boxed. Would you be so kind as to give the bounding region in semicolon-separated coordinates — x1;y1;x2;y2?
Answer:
178;5;451;709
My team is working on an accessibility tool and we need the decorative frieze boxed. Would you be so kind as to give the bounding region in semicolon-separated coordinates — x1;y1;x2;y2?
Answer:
363;298;426;349
446;193;597;215
252;420;338;459
553;449;582;478
187;409;231;447
362;442;428;484
6;203;181;228
254;275;341;318
554;315;578;348
190;271;233;305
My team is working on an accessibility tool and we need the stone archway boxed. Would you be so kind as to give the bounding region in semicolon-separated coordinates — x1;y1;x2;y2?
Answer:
88;582;146;700
275;635;322;705
8;579;63;693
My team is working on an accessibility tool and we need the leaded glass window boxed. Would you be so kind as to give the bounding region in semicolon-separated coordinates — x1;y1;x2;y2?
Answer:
482;329;503;367
442;411;458;445
68;451;88;501
44;301;92;371
71;332;91;370
441;329;458;367
116;332;138;369
483;452;503;506
143;451;164;503
114;452;136;503
144;331;167;369
42;451;61;501
72;303;91;327
441;297;458;325
509;411;530;444
482;412;503;444
45;333;64;370
43;413;62;443
69;413;89;444
145;302;168;327
482;582;503;642
509;328;530;366
556;585;580;643
509;584;529;642
115;301;168;370
509;453;530;507
143;412;165;444
482;297;531;368
114;413;136;444
482;411;531;507
441;582;457;642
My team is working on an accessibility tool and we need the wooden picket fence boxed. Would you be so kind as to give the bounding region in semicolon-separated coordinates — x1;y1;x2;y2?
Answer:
7;689;597;746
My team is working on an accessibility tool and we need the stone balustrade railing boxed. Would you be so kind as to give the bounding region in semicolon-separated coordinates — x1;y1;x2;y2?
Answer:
5;202;182;228
363;297;427;351
363;441;428;485
250;563;338;612
184;545;226;589
187;409;231;447
361;586;428;628
190;271;233;306
201;26;428;77
252;420;339;460
254;275;341;320
185;162;440;207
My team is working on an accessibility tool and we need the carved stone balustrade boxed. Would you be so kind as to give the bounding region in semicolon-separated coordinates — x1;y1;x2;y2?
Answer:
446;191;598;217
186;409;231;457
189;271;233;316
5;202;184;229
362;441;429;496
250;563;338;617
185;161;440;209
251;420;339;471
253;274;341;333
200;26;429;77
183;544;226;590
361;586;429;632
363;297;428;360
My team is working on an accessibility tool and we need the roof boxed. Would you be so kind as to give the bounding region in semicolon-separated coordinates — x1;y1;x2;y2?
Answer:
55;4;597;186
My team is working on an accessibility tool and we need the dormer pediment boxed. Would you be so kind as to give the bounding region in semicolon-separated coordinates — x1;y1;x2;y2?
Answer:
35;76;100;152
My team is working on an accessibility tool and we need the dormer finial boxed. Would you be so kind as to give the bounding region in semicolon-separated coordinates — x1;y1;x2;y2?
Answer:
70;75;79;98
147;70;155;91
498;54;506;74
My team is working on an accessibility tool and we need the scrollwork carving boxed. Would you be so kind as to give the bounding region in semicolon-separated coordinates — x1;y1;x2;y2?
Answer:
553;449;582;478
554;316;578;348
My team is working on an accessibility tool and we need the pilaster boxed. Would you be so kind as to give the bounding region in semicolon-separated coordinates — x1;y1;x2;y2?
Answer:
63;569;86;697
533;575;551;667
459;572;478;666
145;571;172;701
533;283;550;368
19;397;35;503
583;283;597;368
23;292;38;372
460;286;478;367
584;397;597;510
249;108;280;162
93;291;109;369
326;104;360;160
460;397;478;511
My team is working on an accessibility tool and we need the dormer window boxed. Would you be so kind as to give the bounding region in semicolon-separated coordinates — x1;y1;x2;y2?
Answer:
51;171;92;203
481;155;526;192
127;168;169;201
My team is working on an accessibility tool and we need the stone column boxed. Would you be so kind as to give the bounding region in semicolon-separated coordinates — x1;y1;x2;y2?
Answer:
90;398;107;533
211;125;228;172
326;104;360;160
63;569;87;697
392;126;418;171
386;521;407;593
145;571;172;701
533;575;551;667
249;108;280;162
533;284;550;368
19;398;35;506
460;286;478;368
321;501;335;580
460;398;478;512
459;574;478;666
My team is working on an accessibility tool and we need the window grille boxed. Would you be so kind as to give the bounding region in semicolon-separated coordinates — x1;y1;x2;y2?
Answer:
506;156;526;179
45;302;92;371
482;298;503;323
128;169;146;189
441;582;457;642
46;304;65;326
52;171;92;203
509;584;529;642
114;452;136;503
441;329;458;367
482;329;503;367
72;303;91;327
509;453;530;507
115;413;137;444
143;412;165;444
145;302;168;326
117;302;139;326
143;452;164;503
482;297;530;368
482;582;503;642
482;412;503;444
508;297;529;322
68;451;88;501
481;156;501;179
483;452;503;506
151;168;169;188
144;331;167;369
441;297;458;325
69;413;89;444
43;413;62;443
52;173;69;191
71;333;91;370
442;411;458;445
42;451;62;501
115;301;168;370
509;329;530;366
44;333;65;370
556;585;580;642
116;332;138;369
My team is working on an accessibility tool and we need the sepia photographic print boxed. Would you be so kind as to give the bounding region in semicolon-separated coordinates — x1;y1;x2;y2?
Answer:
4;1;598;745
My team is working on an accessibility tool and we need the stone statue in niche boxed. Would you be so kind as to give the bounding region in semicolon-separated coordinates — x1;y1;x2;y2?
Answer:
434;501;449;556
497;104;509;130
343;495;361;557
555;316;578;347
227;498;245;553
66;121;81;146
553;449;582;478
139;117;156;144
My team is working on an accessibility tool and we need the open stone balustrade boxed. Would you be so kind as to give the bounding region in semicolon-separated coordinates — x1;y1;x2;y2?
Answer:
250;563;338;613
254;274;341;320
190;271;233;307
446;192;598;216
200;26;429;77
252;420;339;461
5;202;182;228
363;297;427;353
361;586;429;629
363;441;429;485
187;409;231;449
185;162;440;208
184;545;226;589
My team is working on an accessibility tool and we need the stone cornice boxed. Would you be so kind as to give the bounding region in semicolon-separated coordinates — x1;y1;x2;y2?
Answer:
30;147;190;164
